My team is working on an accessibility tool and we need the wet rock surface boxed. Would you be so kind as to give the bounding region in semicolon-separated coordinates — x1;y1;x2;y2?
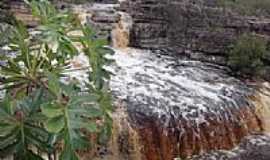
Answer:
66;48;270;160
190;134;270;160
109;48;264;159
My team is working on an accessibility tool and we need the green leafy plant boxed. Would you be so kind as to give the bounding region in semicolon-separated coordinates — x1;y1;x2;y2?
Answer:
0;90;53;160
0;0;114;159
228;33;267;76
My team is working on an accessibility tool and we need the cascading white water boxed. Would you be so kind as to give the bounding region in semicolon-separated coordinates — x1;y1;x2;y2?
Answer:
107;48;264;159
109;48;255;127
66;47;267;159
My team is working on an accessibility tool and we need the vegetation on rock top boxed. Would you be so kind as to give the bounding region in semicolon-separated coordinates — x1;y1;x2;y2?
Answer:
228;33;269;78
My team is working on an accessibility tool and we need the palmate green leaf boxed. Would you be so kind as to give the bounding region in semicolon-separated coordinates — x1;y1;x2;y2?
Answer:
0;96;14;114
69;107;103;118
69;118;97;133
59;125;89;160
47;72;61;95
45;116;65;133
24;124;50;142
0;123;17;137
25;130;51;152
29;89;46;111
17;89;46;116
60;142;79;160
41;102;63;118
0;130;19;149
83;122;97;133
65;129;89;150
97;90;113;144
22;123;52;156
0;139;19;158
69;94;99;106
0;95;51;159
42;84;104;158
50;99;99;134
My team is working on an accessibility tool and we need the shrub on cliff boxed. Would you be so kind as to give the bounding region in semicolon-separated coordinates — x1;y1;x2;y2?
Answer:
228;33;268;77
0;0;113;159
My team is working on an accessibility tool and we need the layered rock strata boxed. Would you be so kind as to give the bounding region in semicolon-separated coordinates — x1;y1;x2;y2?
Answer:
120;0;270;65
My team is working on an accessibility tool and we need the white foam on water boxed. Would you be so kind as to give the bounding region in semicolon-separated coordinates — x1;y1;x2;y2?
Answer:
109;48;252;126
0;46;251;130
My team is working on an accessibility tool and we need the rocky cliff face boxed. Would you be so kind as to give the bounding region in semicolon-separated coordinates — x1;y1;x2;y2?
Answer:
120;0;270;64
120;0;169;49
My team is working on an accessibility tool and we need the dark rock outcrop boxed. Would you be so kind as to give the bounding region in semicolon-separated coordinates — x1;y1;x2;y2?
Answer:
120;0;270;64
120;0;169;49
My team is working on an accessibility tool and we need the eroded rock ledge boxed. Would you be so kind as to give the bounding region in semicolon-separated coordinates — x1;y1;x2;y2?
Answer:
107;48;268;160
120;0;270;64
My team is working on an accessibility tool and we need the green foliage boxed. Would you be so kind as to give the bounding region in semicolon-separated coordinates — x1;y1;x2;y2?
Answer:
228;33;268;76
0;0;113;159
0;90;52;160
79;24;114;145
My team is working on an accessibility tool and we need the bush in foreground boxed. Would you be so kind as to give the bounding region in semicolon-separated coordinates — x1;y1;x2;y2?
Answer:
0;0;113;159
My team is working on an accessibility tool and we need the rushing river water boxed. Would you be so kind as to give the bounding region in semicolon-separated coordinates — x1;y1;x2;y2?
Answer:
64;47;270;159
110;48;255;127
106;48;263;159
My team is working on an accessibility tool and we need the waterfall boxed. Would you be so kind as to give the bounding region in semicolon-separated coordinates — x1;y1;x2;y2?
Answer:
111;12;133;48
66;46;270;159
107;48;267;159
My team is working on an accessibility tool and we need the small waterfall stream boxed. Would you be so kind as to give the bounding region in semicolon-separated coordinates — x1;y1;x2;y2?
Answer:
111;12;133;48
